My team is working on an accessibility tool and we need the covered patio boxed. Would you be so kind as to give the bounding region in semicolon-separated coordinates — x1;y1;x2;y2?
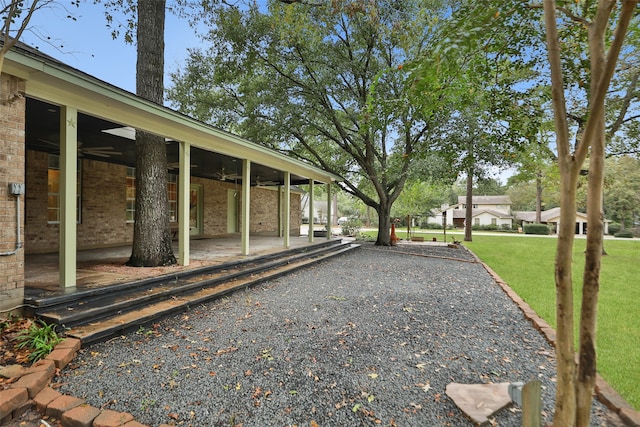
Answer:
25;234;340;294
1;40;342;315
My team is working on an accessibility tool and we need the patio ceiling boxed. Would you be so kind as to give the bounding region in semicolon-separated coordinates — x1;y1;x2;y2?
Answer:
5;40;339;187
26;97;304;186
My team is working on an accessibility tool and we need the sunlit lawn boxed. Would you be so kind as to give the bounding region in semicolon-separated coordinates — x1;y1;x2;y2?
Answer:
359;230;640;410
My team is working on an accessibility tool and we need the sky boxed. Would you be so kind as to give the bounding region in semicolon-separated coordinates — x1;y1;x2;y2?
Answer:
19;1;203;95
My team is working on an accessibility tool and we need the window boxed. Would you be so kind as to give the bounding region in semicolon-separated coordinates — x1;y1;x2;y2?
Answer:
168;173;177;222
491;218;497;225
474;218;480;226
472;204;478;208
125;168;178;223
47;155;60;222
126;167;136;222
47;154;81;223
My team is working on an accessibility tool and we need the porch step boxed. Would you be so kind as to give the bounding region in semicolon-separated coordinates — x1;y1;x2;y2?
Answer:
28;240;359;345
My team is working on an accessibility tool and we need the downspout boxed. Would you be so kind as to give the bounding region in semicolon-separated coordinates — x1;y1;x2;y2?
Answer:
1;184;23;256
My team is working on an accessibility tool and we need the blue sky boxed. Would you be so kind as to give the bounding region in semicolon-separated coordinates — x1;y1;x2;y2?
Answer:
20;2;202;95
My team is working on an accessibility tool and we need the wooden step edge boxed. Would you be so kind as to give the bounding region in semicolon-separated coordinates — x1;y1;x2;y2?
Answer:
25;240;346;308
67;244;359;345
38;243;355;326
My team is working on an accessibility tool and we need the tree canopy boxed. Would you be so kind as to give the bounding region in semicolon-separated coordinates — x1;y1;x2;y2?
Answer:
168;0;464;245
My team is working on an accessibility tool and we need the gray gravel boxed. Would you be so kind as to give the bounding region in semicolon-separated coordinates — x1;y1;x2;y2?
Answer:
57;242;617;426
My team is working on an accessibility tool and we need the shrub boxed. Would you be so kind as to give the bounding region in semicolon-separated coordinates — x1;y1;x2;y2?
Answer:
608;223;621;235
422;222;443;230
16;319;63;362
524;223;549;235
500;224;512;231
471;224;499;231
614;230;634;238
341;218;363;237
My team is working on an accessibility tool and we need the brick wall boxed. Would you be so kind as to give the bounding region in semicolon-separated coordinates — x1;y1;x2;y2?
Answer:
25;153;134;253
0;73;26;317
24;154;301;252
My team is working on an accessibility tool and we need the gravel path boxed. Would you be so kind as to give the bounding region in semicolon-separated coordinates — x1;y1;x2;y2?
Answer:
57;243;616;426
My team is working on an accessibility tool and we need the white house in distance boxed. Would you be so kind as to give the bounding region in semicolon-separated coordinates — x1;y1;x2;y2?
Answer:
428;195;607;235
428;196;514;229
514;207;608;235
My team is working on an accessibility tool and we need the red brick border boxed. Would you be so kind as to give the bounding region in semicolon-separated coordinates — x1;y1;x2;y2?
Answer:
0;338;151;427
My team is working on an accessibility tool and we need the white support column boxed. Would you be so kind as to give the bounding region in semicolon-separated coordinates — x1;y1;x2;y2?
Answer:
178;141;190;266
59;106;78;288
308;180;314;243
283;172;291;248
241;159;251;255
326;183;332;240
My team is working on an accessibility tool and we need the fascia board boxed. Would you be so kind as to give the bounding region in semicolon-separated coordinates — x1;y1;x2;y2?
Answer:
5;51;341;184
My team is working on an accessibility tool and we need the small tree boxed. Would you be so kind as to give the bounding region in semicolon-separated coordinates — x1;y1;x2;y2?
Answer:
542;1;638;425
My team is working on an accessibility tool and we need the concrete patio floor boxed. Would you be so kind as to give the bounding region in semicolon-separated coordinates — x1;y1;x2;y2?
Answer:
25;234;339;294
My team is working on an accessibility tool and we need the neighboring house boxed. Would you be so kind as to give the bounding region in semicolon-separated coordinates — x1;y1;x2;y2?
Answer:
0;41;339;314
514;207;609;235
428;196;514;229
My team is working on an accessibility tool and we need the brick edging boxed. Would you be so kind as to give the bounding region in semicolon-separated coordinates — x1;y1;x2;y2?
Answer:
0;337;171;427
467;248;640;427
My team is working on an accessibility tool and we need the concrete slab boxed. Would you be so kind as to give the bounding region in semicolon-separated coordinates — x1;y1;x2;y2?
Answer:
446;382;512;425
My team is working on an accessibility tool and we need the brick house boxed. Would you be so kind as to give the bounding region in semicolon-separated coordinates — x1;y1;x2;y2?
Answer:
0;42;339;316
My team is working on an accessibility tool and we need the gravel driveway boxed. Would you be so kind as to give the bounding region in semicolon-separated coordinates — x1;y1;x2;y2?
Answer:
56;242;617;426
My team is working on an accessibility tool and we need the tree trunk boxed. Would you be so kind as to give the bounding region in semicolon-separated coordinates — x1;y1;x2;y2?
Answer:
575;5;609;423
128;0;176;267
129;130;176;266
464;167;473;242
553;164;579;427
535;172;542;223
375;201;391;246
544;3;577;424
544;1;636;425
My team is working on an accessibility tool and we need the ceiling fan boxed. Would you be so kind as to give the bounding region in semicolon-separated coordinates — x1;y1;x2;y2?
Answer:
255;176;279;187
36;139;122;158
216;168;241;181
167;162;198;170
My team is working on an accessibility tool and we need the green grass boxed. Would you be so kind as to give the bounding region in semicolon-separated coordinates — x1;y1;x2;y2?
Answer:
464;235;640;410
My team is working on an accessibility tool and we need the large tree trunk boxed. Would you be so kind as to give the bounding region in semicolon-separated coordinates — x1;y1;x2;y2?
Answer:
129;130;176;266
375;200;391;246
128;0;176;267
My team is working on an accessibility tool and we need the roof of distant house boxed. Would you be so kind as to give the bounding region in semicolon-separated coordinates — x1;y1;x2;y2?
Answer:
457;195;511;205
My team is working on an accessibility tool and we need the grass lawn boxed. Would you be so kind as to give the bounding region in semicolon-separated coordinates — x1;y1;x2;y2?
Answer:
359;230;640;410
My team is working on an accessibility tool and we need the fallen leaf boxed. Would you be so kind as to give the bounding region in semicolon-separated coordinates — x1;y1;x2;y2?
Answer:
368;373;378;379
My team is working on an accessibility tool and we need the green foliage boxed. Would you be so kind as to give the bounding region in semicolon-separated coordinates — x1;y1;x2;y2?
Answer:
167;0;487;245
614;231;634;239
341;218;363;237
608;223;621;236
472;224;498;231
419;221;443;230
15;319;62;362
523;223;549;235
